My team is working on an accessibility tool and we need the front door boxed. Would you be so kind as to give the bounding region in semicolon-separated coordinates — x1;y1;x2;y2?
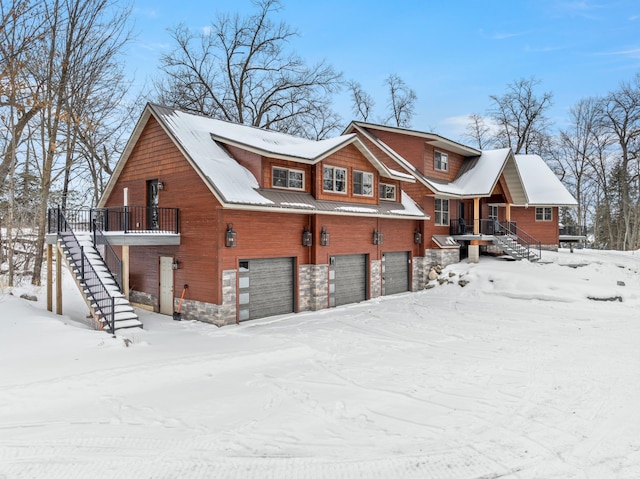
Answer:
147;179;159;230
159;256;174;315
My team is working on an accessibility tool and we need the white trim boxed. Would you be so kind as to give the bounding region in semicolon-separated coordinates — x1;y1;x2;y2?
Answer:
435;197;450;226
434;150;448;172
272;166;305;191
353;170;374;197
535;206;553;221
322;165;348;194
379;182;397;201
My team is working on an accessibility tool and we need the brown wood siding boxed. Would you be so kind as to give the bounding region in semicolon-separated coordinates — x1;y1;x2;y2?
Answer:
369;129;465;181
104;116;222;306
263;158;312;192
226;144;263;185
510;206;559;245
316;144;378;204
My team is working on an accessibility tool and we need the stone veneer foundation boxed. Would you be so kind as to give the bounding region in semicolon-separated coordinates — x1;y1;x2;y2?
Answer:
424;248;460;267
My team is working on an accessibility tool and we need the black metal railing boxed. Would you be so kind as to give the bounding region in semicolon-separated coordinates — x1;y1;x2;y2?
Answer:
55;208;116;333
493;221;541;260
48;207;180;235
93;223;123;291
92;206;180;234
559;225;587;237
450;218;517;236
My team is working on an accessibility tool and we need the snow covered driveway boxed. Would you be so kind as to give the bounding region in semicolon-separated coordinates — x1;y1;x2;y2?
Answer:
1;249;640;478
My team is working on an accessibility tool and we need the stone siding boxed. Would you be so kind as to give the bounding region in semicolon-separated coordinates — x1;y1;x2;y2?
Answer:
412;256;428;291
370;259;382;299
130;290;156;310
425;248;460;267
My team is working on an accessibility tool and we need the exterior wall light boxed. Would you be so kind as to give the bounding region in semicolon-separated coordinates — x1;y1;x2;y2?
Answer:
225;224;237;247
373;230;384;245
414;230;422;244
157;181;164;190
172;258;180;270
302;227;313;247
320;227;330;246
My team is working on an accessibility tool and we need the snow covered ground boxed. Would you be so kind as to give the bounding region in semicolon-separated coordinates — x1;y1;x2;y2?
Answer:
1;248;640;478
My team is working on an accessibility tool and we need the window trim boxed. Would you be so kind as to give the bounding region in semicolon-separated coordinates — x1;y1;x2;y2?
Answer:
272;166;305;191
434;151;449;172
322;165;347;194
379;182;397;201
488;205;498;220
353;170;374;197
535;207;553;222
435;198;450;226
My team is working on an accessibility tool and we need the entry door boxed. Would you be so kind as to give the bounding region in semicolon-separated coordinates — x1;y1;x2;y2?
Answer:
147;179;159;230
159;256;174;315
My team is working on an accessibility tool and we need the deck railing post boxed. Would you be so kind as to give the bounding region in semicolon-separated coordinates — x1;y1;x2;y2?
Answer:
110;296;115;335
124;206;129;234
80;246;85;281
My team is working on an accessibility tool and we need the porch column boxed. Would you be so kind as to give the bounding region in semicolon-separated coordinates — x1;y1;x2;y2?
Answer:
55;243;63;315
122;244;130;300
46;244;53;312
473;198;480;234
506;203;511;222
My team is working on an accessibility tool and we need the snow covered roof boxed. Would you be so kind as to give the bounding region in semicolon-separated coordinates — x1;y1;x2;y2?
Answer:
514;154;578;206
347;123;574;206
99;104;424;219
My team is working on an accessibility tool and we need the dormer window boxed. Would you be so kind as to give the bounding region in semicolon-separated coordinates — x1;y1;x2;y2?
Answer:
379;183;397;201
434;151;448;172
273;167;304;190
323;166;347;193
353;171;374;196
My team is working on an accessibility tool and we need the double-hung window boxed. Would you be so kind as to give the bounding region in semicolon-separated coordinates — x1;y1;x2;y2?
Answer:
489;205;498;220
434;151;448;172
353;170;374;196
272;167;304;190
379;183;397;201
536;207;552;221
435;198;449;226
323;166;347;193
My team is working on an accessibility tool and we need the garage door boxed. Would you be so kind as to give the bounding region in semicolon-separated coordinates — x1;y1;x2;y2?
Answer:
330;254;367;307
383;252;410;295
238;258;294;321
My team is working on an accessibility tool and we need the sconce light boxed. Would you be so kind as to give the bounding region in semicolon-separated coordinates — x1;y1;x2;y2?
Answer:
414;230;422;244
172;258;180;270
225;223;237;247
320;226;330;246
302;227;313;247
373;230;384;245
157;181;164;190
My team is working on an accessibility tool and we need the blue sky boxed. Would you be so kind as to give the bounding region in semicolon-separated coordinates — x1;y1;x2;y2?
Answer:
126;0;640;141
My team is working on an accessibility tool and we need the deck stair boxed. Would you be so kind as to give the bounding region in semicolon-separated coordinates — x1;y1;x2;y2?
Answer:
488;220;541;262
57;225;142;333
492;233;540;262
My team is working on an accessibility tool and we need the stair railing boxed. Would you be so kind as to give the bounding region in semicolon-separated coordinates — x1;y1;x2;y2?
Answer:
55;208;116;333
92;219;123;291
495;221;542;260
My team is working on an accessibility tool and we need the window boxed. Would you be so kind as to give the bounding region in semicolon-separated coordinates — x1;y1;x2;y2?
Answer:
379;183;397;201
323;166;347;193
272;167;304;190
353;170;374;196
434;151;448;171
435;198;449;226
489;205;498;220
536;207;552;221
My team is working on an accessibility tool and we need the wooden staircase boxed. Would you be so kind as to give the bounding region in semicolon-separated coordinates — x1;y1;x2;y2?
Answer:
57;228;143;334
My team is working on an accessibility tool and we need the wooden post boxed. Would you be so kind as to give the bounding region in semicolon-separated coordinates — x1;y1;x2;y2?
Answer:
122;244;130;300
55;243;62;315
473;198;480;235
47;244;53;312
506;203;511;222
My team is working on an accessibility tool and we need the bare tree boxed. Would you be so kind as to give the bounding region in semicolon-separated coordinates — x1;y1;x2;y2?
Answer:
383;74;417;128
155;0;342;139
600;74;640;250
348;80;375;122
557;97;610;234
464;113;494;149
489;77;553;154
29;0;133;285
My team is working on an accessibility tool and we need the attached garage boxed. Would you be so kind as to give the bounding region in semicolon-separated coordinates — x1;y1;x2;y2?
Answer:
238;258;295;321
382;251;410;295
329;254;368;307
